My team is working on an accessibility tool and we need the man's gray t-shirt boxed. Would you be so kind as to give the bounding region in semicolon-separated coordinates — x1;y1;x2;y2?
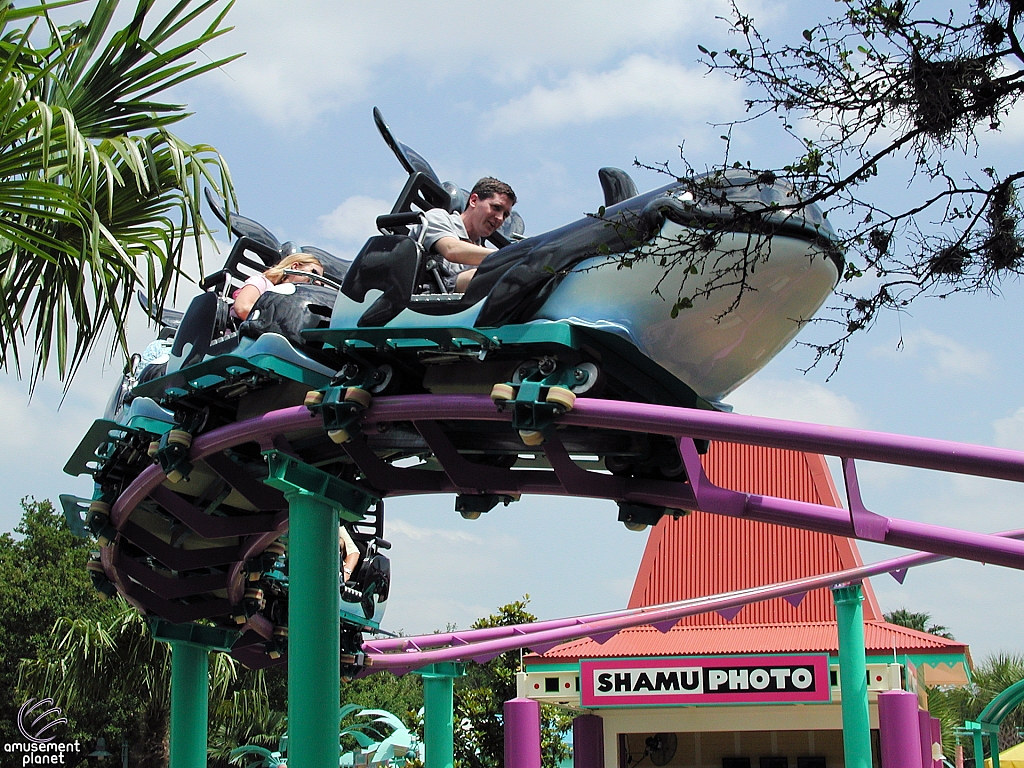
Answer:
415;208;480;275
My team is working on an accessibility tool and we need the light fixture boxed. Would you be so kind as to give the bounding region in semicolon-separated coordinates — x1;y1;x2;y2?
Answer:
88;738;113;758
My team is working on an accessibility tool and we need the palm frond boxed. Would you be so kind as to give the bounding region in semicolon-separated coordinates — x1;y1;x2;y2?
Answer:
0;0;238;388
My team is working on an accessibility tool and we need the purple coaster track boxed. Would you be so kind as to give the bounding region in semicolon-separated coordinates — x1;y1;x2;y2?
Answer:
96;393;1024;665
361;529;1024;674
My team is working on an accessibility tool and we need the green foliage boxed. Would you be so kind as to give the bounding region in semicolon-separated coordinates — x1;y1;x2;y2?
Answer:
20;595;279;768
342;670;424;731
929;654;1024;760
2;511;563;768
0;498;107;747
883;607;955;639
208;668;286;768
20;601;175;766
454;597;573;768
0;0;238;387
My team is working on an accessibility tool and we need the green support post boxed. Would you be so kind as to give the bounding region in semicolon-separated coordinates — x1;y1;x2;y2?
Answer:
960;721;998;768
415;663;466;768
151;618;235;768
168;642;209;768
286;491;341;768
262;451;378;768
833;583;872;768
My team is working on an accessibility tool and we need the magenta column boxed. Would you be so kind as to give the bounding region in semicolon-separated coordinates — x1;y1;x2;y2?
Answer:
919;710;935;768
504;698;542;768
878;691;923;768
573;714;605;768
930;717;943;767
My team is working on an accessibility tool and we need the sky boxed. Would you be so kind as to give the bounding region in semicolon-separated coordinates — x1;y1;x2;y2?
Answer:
2;0;1024;658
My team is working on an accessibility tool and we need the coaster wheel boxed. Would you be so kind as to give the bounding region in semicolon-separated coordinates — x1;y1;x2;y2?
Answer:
545;386;576;410
87;500;111;520
304;390;324;408
344;387;372;407
519;429;545;446
490;383;514;403
328;428;351;444
166;429;192;448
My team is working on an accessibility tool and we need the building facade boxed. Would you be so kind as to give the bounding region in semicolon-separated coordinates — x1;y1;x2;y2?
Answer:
520;444;969;768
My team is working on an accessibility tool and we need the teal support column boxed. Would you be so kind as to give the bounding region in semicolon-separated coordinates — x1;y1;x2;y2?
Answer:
262;451;379;768
960;722;996;768
833;583;872;768
286;490;341;768
168;642;209;768
150;619;236;768
415;663;466;768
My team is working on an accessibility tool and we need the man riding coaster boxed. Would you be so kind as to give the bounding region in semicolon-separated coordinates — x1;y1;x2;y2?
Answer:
413;176;516;292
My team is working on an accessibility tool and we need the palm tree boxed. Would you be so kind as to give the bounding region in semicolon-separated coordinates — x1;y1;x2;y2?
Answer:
0;0;238;388
209;683;287;767
18;598;251;768
883;607;955;639
928;654;1024;763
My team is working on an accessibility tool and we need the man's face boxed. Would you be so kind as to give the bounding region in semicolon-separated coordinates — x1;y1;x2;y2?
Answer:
462;193;514;240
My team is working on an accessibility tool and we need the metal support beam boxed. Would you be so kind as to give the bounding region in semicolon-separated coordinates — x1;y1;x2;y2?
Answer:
168;642;208;768
833;584;872;768
416;662;465;768
286;490;341;768
264;451;379;768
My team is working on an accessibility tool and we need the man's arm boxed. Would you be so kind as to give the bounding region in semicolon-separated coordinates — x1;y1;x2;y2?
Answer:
433;236;494;266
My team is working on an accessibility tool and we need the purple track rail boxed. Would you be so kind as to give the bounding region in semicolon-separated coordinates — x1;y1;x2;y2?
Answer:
362;529;1024;673
111;395;1024;565
98;393;1024;664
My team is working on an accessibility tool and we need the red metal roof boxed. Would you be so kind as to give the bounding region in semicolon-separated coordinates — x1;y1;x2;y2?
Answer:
628;444;882;624
535;443;968;663
533;621;964;660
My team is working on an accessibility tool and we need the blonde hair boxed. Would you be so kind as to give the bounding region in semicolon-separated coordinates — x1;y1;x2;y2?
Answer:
264;253;323;284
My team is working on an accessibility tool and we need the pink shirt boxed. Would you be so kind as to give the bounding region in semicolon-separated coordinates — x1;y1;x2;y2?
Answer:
230;274;275;319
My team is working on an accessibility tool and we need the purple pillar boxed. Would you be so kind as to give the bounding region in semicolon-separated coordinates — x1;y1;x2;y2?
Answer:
504;698;541;768
878;691;923;768
919;710;934;768
930;717;943;768
573;714;605;768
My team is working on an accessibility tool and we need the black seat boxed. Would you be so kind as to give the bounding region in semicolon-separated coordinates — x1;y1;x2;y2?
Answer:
199;236;282;300
384;172;454;236
170;292;225;369
342;235;423;327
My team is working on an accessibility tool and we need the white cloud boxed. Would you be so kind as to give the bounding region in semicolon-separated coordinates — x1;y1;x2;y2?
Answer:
871;329;991;380
994;407;1024;451
381;512;525;633
192;1;730;129
486;56;742;134
318;195;391;248
726;376;864;428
